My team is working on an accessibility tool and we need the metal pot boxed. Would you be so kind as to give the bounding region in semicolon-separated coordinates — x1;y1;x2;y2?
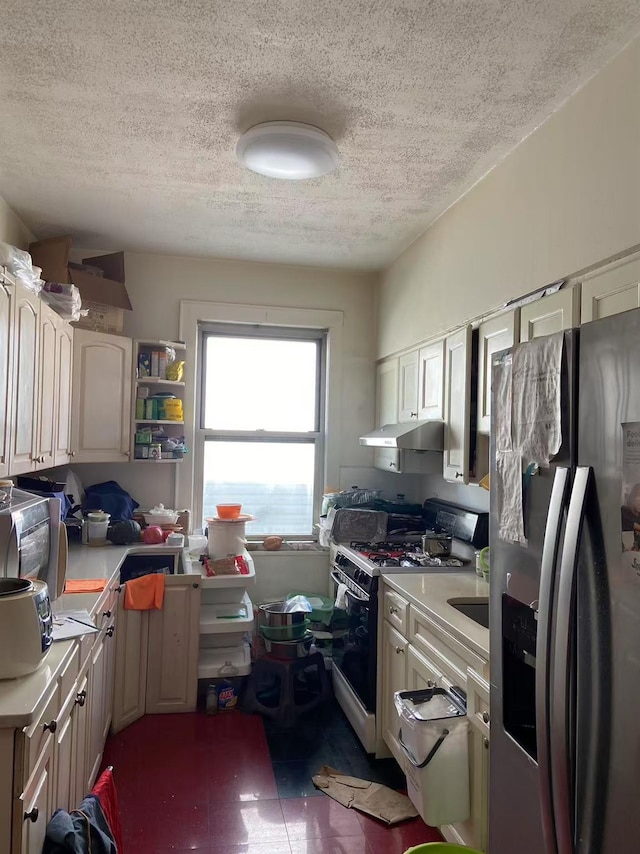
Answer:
422;530;453;558
263;631;314;660
260;602;307;628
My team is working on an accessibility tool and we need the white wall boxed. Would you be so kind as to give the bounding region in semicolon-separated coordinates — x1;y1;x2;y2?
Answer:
377;35;640;359
0;193;34;249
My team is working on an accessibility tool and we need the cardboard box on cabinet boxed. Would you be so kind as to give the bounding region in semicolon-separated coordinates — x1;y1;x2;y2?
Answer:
29;236;132;333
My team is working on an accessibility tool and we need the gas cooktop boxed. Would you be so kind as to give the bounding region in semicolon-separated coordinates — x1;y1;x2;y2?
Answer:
336;541;472;576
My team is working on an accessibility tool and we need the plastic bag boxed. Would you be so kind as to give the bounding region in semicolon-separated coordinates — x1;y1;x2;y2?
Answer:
0;242;43;293
283;595;313;613
41;282;88;322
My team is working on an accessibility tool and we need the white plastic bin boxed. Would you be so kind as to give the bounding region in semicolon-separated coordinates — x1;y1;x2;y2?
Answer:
394;686;470;826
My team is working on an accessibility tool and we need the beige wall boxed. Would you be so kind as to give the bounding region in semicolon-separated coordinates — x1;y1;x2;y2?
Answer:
0;194;34;249
378;36;640;359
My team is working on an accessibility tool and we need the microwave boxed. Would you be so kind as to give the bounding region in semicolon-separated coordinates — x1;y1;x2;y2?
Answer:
0;489;68;600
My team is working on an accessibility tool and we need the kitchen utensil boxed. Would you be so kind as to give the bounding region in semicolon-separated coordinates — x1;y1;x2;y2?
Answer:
143;505;179;525
422;531;453;557
216;503;242;519
330;508;388;544
262;631;314;660
259;601;307;628
260;620;310;641
0;578;52;678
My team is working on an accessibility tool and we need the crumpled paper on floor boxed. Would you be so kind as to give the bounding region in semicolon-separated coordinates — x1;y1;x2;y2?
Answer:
312;765;419;825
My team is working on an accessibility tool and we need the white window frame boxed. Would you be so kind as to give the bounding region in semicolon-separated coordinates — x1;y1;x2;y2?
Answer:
198;323;327;538
176;300;344;535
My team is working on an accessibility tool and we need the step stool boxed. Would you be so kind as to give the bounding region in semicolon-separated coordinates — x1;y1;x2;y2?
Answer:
243;652;330;727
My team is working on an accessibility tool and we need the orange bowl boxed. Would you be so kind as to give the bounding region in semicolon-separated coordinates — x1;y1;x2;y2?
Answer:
216;503;242;520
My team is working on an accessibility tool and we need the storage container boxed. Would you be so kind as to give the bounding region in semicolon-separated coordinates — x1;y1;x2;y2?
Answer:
395;687;470;826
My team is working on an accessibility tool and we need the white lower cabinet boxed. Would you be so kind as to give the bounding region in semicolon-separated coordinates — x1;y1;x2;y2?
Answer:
14;739;53;854
112;598;148;734
379;582;489;851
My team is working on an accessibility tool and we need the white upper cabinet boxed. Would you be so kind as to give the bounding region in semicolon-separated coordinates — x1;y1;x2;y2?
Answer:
520;287;579;342
477;310;519;434
443;326;472;483
417;339;444;421
35;303;57;470
0;283;14;478
580;254;640;324
9;287;40;475
374;359;400;472
71;329;132;463
398;351;419;422
54;320;73;467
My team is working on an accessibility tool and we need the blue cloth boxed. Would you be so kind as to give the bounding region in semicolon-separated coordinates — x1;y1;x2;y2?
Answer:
43;794;117;853
83;481;139;522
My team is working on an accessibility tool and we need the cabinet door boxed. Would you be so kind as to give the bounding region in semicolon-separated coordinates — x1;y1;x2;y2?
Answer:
145;577;201;714
520;287;578;342
70;672;89;809
35;303;57;470
581;253;640;324
112;591;148;733
10;287;40;475
477;310;519;434
52;690;76;814
443;326;472;483
406;644;443;691
0;283;14;478
71;329;132;462
85;634;107;792
381;621;408;767
398;351;419;422
374;359;400;472
418;340;444;421
14;738;53;854
54;320;73;467
102;616;117;743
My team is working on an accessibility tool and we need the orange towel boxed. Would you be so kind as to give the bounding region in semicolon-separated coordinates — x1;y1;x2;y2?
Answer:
64;578;107;594
123;574;165;610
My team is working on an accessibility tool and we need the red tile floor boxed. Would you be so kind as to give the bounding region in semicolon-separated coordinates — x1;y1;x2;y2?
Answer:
101;703;443;853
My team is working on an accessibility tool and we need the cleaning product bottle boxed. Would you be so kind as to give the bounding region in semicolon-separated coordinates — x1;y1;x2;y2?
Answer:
216;661;240;711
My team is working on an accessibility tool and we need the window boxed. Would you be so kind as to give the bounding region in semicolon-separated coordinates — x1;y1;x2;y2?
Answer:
198;324;326;537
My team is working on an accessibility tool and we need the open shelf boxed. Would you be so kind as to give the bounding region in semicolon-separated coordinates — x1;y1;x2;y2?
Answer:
137;339;186;350
136;378;185;387
132;458;184;464
134;419;184;425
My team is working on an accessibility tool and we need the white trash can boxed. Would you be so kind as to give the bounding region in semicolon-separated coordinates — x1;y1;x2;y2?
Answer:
394;686;470;826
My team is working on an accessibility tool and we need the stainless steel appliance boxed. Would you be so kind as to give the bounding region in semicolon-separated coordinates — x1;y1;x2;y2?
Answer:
0;578;53;678
331;499;487;754
490;312;640;853
0;488;66;599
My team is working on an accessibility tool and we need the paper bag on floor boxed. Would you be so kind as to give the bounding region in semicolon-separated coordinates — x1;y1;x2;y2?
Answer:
312;765;418;825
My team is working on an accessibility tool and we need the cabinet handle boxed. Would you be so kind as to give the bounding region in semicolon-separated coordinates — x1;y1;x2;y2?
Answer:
69;451;76;457
484;737;489;749
388;606;398;615
482;711;490;724
389;462;396;468
106;625;115;638
42;720;57;734
410;411;417;418
455;471;463;479
113;585;122;593
23;807;39;823
192;583;199;589
75;690;87;707
103;610;112;619
395;646;405;654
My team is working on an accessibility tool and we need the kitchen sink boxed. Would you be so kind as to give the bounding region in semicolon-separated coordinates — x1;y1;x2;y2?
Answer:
447;597;490;629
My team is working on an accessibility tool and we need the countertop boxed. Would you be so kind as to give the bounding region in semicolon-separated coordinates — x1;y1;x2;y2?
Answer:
0;542;183;728
381;571;490;659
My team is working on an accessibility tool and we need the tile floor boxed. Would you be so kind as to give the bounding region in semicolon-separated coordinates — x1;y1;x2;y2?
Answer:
102;698;443;853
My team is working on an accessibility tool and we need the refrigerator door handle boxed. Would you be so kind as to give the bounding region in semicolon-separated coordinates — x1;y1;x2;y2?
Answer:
552;466;592;854
536;465;570;854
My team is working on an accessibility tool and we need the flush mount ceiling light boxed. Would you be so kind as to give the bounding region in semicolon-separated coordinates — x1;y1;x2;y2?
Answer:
236;121;339;180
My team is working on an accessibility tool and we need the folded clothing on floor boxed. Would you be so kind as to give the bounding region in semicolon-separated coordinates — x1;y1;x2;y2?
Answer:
43;793;116;853
123;573;165;610
64;578;107;594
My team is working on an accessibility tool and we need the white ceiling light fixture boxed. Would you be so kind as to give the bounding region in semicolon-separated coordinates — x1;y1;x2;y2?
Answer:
236;121;339;180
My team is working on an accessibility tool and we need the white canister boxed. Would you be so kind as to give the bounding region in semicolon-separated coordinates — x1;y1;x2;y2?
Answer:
207;519;247;558
87;519;110;545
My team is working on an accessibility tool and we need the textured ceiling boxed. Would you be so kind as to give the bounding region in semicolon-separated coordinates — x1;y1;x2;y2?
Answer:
1;1;639;271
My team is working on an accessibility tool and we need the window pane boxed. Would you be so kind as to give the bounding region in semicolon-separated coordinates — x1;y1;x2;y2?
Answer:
204;336;318;431
203;440;315;535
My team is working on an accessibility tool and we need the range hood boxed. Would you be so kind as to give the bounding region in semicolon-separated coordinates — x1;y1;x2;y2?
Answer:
359;421;444;451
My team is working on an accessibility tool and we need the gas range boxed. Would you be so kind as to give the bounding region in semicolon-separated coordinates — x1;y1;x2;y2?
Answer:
334;541;472;585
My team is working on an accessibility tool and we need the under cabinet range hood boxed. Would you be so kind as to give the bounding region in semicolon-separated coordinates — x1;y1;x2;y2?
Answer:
359;421;444;451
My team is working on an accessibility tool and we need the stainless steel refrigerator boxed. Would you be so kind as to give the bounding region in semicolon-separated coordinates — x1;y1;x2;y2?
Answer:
489;309;640;853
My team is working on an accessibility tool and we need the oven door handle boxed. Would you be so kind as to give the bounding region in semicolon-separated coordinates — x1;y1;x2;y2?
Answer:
331;570;369;602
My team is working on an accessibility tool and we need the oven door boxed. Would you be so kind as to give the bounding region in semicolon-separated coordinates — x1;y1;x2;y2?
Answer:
330;569;377;712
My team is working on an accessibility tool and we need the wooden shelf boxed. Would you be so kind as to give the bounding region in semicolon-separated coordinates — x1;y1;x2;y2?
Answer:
136;378;185;387
135;419;184;425
136;339;186;351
